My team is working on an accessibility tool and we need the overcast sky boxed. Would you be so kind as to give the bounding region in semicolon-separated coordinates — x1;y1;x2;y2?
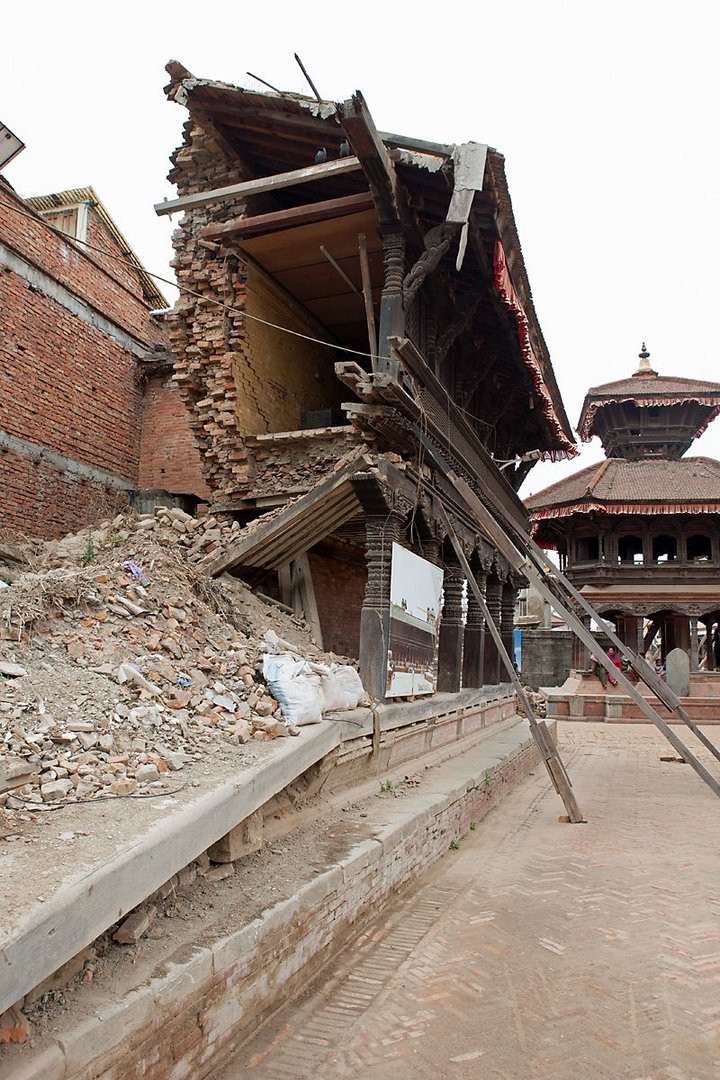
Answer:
3;1;719;497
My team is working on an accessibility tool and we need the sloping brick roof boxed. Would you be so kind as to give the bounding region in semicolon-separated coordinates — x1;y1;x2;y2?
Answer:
525;457;720;517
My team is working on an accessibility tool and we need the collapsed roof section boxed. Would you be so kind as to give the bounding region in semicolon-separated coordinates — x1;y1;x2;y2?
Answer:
160;60;575;507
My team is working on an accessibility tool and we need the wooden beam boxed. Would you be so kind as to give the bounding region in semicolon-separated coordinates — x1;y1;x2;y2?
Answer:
155;156;362;217
337;94;401;225
200;192;374;242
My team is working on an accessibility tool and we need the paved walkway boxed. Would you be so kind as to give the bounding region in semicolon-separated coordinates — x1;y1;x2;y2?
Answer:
216;723;720;1080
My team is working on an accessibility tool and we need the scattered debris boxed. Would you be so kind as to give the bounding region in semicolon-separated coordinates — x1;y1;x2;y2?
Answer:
0;507;359;811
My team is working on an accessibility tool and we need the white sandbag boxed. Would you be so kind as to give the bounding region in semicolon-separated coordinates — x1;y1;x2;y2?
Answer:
332;665;365;709
262;653;323;726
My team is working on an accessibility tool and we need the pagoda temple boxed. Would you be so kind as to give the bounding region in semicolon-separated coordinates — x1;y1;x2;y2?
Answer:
525;345;720;670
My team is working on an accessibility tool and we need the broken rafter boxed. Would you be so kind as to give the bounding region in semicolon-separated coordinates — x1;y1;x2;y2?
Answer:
337;93;403;227
155;156;362;217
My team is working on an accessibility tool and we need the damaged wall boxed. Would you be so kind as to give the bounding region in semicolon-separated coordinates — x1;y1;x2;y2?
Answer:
0;180;207;538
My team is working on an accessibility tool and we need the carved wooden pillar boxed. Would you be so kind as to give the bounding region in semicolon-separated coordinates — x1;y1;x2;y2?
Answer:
571;614;591;670
705;620;715;671
462;566;487;688
483;575;502;685
437;564;464;693
360;510;405;701
501;582;518;676
377;228;405;372
690;617;699;672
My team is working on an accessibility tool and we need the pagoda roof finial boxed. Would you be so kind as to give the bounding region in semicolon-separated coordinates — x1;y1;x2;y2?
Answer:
634;341;657;377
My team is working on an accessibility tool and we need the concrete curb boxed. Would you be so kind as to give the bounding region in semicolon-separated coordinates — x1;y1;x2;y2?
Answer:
0;722;341;1015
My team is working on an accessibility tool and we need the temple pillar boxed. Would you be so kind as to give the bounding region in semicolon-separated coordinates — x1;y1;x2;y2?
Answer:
359;510;405;701
483;575;502;684
705;620;716;671
664;615;691;658
501;582;518;675
437;564;464;693
690;618;699;672
377;229;405;372
462;567;487;688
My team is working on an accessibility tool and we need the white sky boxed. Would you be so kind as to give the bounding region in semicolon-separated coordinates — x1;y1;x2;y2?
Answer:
3;1;719;497
390;544;444;624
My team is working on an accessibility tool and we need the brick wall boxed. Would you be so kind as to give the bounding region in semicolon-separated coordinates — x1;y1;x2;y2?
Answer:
0;181;204;539
0;182;164;345
0;445;130;539
166;119;350;505
139;371;212;500
309;549;366;658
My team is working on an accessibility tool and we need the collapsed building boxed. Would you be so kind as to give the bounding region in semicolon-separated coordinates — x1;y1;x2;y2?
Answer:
159;61;576;701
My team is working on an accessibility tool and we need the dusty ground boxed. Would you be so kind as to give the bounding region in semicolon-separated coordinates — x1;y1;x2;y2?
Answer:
216;722;720;1080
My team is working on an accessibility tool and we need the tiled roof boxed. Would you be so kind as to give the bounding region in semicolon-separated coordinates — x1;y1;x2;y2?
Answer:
525;456;720;516
585;373;720;399
577;373;720;441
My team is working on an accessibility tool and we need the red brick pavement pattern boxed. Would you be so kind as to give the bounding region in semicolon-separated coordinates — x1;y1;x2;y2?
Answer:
217;723;720;1080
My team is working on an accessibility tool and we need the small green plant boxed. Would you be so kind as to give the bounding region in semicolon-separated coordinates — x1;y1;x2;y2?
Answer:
469;821;477;831
484;774;491;789
449;839;460;850
83;535;95;566
379;779;395;792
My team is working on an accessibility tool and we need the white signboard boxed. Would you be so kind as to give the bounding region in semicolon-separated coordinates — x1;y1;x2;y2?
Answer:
386;543;444;698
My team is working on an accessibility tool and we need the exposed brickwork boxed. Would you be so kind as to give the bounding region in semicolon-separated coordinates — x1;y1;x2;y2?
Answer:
165;120;349;505
0;446;130;539
0;180;206;539
139;371;212;500
0;182;164;346
309;549;366;658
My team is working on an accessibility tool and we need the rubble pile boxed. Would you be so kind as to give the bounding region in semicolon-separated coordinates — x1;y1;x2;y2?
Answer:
0;507;346;809
520;688;548;718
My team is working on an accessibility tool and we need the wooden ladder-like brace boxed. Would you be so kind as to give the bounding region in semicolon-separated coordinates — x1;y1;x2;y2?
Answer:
417;433;720;804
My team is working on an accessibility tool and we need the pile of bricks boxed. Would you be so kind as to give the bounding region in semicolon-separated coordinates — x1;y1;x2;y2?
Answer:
0;506;347;811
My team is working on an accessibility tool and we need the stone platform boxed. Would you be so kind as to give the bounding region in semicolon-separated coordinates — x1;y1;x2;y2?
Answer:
546;670;720;723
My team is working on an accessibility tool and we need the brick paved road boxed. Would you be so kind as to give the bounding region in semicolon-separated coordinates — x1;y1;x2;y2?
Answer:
216;723;720;1080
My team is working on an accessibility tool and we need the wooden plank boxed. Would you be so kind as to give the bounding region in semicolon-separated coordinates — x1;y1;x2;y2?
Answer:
320;245;361;294
200;192;374;242
239;210;381;272
154;156;363;216
207;457;367;576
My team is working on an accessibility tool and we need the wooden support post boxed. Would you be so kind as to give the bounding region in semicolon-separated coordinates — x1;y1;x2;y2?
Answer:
438;506;584;824
411;425;720;798
358;233;378;369
483;576;502;685
462;566;487;688
359;510;405;701
437;564;464;693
